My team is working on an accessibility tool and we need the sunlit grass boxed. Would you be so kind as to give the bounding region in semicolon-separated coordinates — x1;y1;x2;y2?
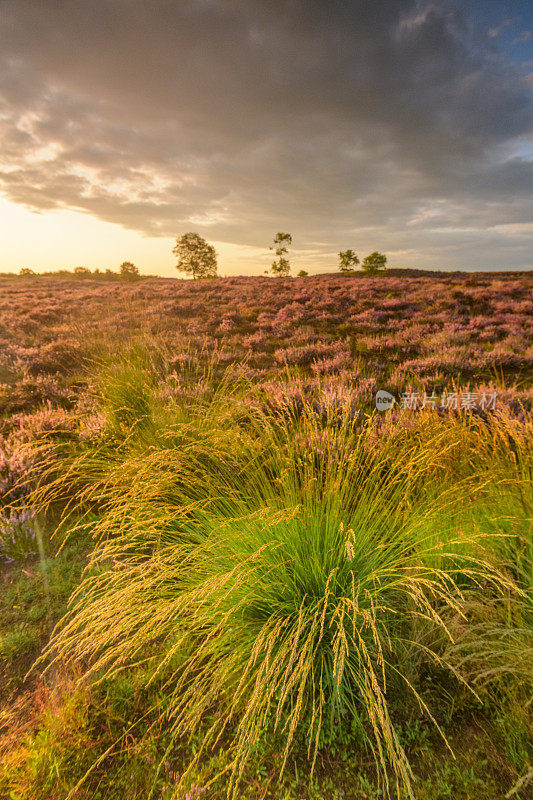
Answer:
29;351;531;799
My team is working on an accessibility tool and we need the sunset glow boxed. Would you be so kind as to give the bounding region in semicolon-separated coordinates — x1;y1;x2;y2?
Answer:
1;0;532;274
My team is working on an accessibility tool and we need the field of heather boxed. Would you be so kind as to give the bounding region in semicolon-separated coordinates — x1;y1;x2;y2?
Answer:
0;272;532;800
1;272;532;415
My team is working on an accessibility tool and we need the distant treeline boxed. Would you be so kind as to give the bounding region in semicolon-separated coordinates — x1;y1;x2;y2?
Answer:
4;263;151;281
0;266;529;281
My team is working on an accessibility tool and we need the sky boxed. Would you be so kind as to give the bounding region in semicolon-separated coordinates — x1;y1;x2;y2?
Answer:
0;0;532;276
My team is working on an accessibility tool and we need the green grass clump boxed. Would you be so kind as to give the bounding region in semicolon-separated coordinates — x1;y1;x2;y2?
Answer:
35;352;530;800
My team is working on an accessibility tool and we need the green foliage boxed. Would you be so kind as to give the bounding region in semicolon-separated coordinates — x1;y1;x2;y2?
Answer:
297;269;308;277
1;348;531;800
362;252;387;275
270;232;292;277
119;261;140;280
442;413;533;698
88;344;166;439
13;267;146;280
0;626;40;661
338;249;359;273
32;355;530;800
173;232;218;279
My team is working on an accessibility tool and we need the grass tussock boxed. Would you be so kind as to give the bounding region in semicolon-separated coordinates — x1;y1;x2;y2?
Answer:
30;350;531;799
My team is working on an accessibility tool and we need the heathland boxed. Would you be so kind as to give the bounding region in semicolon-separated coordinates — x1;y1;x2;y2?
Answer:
0;271;531;799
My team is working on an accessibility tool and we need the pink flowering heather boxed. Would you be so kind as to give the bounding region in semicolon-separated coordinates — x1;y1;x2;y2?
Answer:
0;272;530;423
0;506;39;562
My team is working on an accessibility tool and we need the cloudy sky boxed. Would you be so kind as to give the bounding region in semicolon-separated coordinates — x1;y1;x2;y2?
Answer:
0;0;532;275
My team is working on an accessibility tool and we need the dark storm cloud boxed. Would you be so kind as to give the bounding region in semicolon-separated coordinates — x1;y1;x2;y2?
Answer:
0;0;532;268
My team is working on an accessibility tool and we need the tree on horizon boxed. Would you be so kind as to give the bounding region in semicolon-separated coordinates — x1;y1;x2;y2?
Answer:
338;249;360;274
119;261;140;280
270;232;292;277
362;252;387;275
173;232;218;279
